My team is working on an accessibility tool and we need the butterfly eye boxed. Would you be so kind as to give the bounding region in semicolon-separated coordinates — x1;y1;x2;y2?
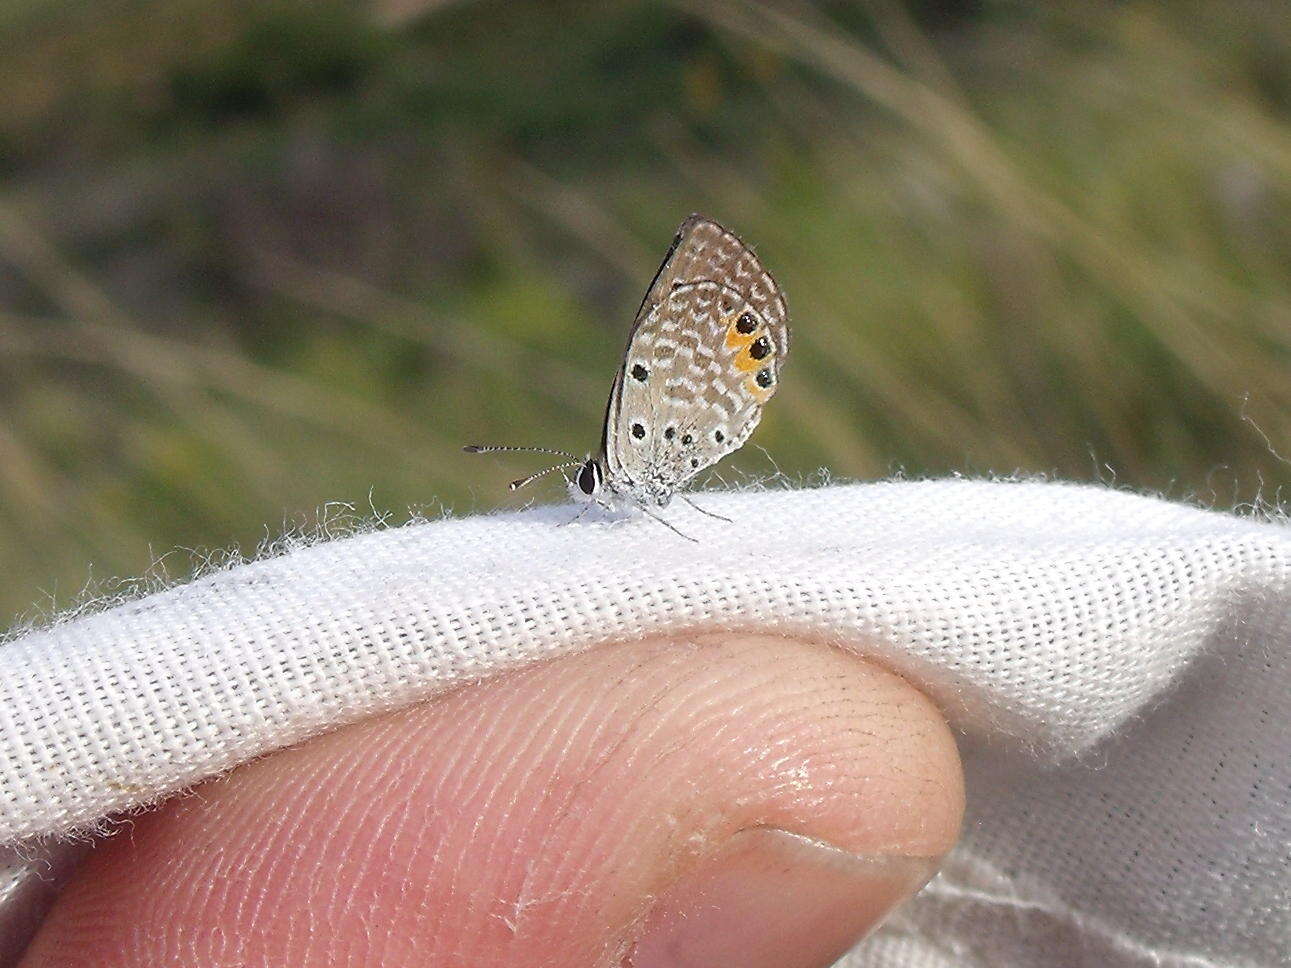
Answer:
664;427;676;440
750;336;772;360
736;312;757;334
631;422;646;439
577;460;600;495
714;430;725;443
631;363;648;382
681;433;693;445
756;368;774;388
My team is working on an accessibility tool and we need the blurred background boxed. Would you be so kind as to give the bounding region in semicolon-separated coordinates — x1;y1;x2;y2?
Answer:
1;0;1289;626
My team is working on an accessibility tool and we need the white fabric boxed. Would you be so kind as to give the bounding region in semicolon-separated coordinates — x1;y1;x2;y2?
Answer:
1;480;1287;966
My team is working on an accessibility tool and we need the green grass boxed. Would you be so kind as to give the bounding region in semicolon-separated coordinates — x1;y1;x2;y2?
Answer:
1;0;1289;625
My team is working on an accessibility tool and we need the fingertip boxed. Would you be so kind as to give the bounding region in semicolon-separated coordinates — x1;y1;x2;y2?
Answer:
22;634;962;967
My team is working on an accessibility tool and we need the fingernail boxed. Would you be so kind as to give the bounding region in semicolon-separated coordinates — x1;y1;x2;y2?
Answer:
629;828;940;968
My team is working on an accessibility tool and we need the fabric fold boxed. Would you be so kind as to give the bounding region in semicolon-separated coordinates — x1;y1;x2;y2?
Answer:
1;480;1287;965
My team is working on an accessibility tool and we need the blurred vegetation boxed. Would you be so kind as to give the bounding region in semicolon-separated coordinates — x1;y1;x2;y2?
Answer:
1;0;1289;625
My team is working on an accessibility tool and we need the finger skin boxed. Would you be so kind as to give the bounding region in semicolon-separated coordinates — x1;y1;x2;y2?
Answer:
20;634;963;968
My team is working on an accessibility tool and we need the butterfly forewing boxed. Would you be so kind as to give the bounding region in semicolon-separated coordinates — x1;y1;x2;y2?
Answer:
602;216;788;501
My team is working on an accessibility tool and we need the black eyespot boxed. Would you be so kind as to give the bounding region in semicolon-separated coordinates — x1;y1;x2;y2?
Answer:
631;363;648;382
681;433;693;445
577;461;598;495
749;336;771;360
756;369;774;388
631;422;646;439
714;430;725;443
736;312;757;334
690;458;700;468
664;427;675;440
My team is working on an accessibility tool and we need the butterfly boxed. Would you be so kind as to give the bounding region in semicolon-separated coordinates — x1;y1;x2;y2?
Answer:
467;215;788;532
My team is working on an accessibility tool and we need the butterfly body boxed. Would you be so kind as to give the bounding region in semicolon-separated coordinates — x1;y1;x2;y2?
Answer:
469;215;788;521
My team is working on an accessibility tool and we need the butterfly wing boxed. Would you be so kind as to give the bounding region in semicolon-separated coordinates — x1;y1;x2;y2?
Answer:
600;216;788;500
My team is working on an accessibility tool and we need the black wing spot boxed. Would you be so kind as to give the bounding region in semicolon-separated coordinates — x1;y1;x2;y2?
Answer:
690;458;700;468
736;312;757;334
631;363;648;382
681;433;693;445
631;422;646;439
664;427;676;440
714;430;725;443
756;369;774;389
750;336;771;360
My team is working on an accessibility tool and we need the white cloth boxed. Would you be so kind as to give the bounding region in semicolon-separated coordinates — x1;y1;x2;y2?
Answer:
0;480;1287;966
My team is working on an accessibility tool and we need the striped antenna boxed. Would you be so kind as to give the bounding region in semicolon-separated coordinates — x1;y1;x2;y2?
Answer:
463;443;580;460
508;462;580;491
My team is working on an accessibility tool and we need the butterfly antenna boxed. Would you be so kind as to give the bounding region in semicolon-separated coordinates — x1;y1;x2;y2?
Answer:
463;443;581;460
509;462;580;491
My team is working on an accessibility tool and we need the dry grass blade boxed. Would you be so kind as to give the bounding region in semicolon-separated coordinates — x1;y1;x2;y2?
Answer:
684;0;1291;407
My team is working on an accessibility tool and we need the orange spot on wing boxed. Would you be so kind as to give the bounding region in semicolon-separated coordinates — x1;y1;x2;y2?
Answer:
724;310;778;374
724;311;761;376
724;325;754;352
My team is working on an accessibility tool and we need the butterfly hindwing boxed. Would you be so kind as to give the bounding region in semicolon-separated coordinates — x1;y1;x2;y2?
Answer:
602;217;788;497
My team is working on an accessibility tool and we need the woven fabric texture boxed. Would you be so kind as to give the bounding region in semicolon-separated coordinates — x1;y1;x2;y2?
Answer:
1;480;1287;966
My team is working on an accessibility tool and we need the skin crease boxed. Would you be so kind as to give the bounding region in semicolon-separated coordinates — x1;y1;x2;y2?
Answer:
20;634;964;968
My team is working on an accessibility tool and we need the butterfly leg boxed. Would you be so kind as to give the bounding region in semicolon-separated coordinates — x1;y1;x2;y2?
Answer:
680;494;732;523
640;506;699;542
558;503;594;528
